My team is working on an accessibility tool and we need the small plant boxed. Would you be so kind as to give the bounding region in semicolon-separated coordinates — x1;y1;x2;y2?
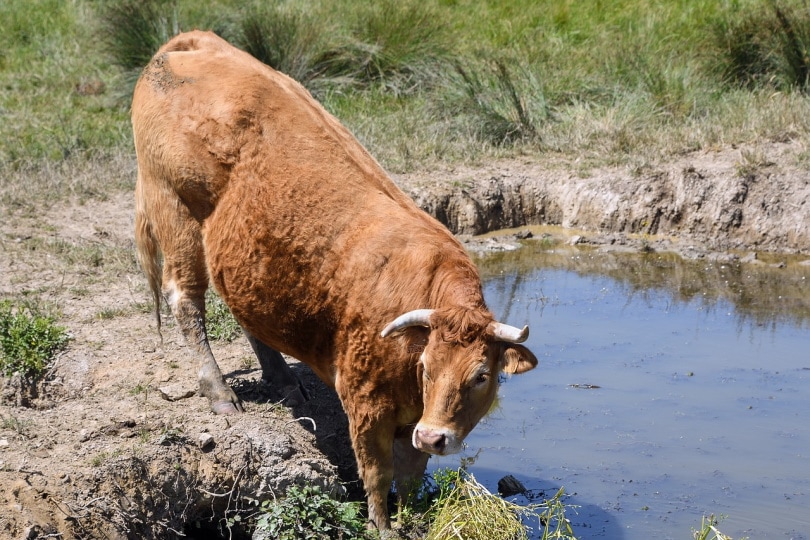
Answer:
156;427;185;446
0;300;70;378
205;290;241;342
693;514;745;540
253;484;372;540
0;413;31;436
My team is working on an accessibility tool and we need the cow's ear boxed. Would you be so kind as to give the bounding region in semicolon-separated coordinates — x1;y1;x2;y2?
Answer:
499;344;538;375
398;327;430;356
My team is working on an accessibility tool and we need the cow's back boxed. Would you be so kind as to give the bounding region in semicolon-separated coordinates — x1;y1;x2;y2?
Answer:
132;31;467;375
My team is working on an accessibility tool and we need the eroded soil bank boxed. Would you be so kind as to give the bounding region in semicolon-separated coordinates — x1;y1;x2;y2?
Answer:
400;140;810;256
1;141;808;539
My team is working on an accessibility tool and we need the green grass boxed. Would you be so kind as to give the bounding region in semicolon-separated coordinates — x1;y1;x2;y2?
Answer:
0;300;71;378
4;0;810;178
205;290;242;342
252;484;373;540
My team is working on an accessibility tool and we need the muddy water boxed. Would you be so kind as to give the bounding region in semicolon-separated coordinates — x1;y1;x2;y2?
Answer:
431;241;810;540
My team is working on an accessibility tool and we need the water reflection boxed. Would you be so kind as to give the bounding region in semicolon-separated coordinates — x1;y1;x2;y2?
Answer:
474;241;810;329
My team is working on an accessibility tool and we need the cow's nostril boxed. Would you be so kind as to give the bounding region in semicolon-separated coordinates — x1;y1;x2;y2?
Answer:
433;434;446;452
416;428;447;453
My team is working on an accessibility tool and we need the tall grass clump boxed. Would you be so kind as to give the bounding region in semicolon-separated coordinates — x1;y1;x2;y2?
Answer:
340;0;450;94
235;3;338;92
100;0;180;73
714;1;810;91
447;59;549;146
0;301;70;379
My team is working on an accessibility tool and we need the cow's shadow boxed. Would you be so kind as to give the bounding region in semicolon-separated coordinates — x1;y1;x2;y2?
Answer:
232;363;625;539
231;360;362;497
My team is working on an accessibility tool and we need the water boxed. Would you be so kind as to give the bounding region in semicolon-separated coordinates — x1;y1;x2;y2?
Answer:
430;242;810;539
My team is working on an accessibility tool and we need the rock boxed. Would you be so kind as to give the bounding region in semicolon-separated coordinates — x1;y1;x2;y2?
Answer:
158;384;195;402
198;433;215;451
497;474;526;496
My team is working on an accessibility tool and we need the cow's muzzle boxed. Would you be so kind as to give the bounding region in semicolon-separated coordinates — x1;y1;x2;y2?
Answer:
412;425;461;455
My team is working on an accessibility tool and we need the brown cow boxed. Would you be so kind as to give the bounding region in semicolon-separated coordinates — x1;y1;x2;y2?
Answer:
132;31;537;531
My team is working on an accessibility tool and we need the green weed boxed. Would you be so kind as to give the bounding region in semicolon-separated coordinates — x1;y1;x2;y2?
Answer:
252;484;373;540
0;413;32;436
693;514;746;540
205;290;241;342
0;300;70;378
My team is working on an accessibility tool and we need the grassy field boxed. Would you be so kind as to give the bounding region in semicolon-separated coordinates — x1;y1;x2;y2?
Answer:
3;0;810;181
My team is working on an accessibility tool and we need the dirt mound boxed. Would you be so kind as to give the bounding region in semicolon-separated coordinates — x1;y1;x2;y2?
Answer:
1;140;808;539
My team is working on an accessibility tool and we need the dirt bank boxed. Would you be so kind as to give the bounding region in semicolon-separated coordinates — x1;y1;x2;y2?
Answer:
401;140;810;256
1;141;808;539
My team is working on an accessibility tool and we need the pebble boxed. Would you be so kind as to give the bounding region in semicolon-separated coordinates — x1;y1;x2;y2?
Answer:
198;433;215;451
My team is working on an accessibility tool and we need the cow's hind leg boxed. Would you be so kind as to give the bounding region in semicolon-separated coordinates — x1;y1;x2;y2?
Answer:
243;330;309;406
147;192;242;415
164;276;243;414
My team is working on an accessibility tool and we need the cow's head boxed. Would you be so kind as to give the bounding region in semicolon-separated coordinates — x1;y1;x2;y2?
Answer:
381;307;537;455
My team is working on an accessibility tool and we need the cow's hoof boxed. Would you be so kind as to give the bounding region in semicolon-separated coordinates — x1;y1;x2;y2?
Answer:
211;400;242;415
280;385;308;407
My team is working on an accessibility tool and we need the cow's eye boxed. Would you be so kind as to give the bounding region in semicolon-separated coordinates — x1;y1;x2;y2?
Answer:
474;372;489;386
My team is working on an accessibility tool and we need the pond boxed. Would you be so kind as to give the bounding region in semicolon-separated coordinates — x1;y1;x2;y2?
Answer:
430;236;810;540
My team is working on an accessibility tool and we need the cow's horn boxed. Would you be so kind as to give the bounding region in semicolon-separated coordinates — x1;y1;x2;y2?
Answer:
380;309;435;338
490;322;529;343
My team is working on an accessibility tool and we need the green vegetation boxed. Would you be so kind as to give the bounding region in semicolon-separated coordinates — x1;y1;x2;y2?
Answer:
0;300;70;378
4;0;810;176
253;484;373;540
424;469;576;540
693;515;746;540
205;289;242;342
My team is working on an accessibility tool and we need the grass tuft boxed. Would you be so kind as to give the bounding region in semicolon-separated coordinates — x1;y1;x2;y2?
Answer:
449;59;547;146
235;3;333;91
714;1;810;91
0;300;70;378
100;0;180;72
205;290;241;342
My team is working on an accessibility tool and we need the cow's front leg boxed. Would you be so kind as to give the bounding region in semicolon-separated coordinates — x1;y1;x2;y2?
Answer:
393;436;430;519
167;286;242;414
243;330;308;406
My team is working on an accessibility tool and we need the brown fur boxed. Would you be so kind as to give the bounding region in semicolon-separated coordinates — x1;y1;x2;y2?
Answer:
132;31;537;530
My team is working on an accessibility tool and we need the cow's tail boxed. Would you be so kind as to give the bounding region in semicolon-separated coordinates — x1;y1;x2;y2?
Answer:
134;177;164;342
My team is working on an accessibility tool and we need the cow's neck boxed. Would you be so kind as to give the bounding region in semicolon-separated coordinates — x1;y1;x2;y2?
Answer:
428;257;486;312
